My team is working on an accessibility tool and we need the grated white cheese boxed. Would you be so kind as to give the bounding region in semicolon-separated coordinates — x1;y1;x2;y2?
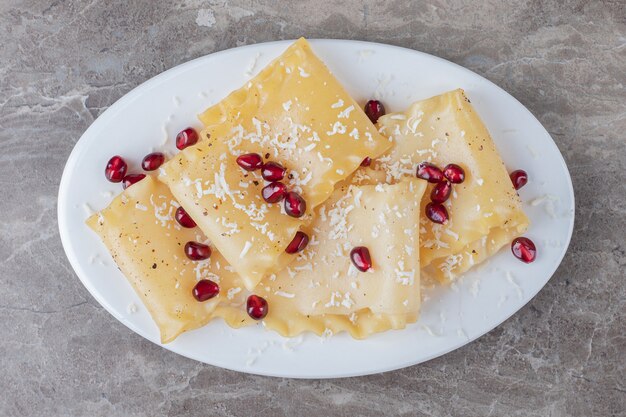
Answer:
349;312;358;324
444;229;459;240
340;292;355;309
337;105;355;119
324;291;341;308
82;203;95;216
127;303;138;314
275;290;295;299
395;269;415;285
353;189;363;208
330;99;344;109
239;241;253;258
227;287;242;300
320;328;333;342
326;121;347;136
347;263;358;278
438;254;463;279
244;52;261;77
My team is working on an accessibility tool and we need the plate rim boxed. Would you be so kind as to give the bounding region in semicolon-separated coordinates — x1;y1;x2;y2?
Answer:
57;38;575;378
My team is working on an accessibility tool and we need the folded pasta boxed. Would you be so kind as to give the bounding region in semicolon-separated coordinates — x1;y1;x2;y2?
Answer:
86;176;251;343
215;177;427;338
160;38;391;290
375;89;529;282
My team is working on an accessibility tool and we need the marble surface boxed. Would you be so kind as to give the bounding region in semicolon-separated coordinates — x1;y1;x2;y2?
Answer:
1;0;624;415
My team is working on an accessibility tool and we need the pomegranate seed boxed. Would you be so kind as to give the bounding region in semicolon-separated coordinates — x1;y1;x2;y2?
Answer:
285;231;309;254
175;206;196;228
192;279;219;302
511;237;537;263
175;127;198;150
262;181;287;203
416;162;444;183
246;295;268;320
105;155;127;183
364;100;386;124
443;164;465;184
284;192;306;218
141;152;165;171
261;161;286;181
360;157;372;167
430;180;452;204
350;246;372;272
510;169;528;190
425;202;449;224
184;241;211;261
122;174;146;189
236;153;263;171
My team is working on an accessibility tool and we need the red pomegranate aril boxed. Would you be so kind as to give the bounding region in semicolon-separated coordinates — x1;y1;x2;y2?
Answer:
262;181;287;203
511;237;537;263
105;155;128;183
284;191;306;218
364;99;386;124
361;157;372;167
510;169;528;190
246;295;268;320
236;153;263;171
416;162;444;183
184;241;211;261
122;174;146;189
443;164;465;184
425;202;449;224
261;161;286;181
175;206;196;228
286;231;309;254
431;180;452;204
141;152;165;171
192;279;219;302
175;127;199;150
350;246;372;272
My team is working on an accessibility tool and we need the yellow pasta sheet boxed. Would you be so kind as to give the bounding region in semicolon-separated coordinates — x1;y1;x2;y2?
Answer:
248;177;426;338
161;38;391;290
86;176;251;343
375;89;529;282
87;175;425;341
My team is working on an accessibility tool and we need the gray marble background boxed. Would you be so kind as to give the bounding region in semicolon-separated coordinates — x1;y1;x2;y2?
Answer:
1;0;624;416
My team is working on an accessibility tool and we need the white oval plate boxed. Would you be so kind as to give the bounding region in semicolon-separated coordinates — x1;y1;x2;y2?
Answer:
58;39;575;378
